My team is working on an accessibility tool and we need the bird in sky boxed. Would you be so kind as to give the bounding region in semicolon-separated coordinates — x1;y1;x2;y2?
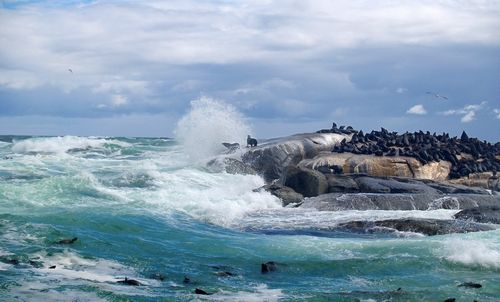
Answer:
68;68;73;74
426;91;448;100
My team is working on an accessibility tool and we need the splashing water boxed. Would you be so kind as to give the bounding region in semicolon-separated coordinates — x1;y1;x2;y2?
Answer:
174;97;251;162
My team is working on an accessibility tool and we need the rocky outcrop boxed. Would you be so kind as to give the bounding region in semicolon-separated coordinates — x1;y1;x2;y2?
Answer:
301;193;500;211
282;166;328;197
300;152;451;180
256;183;304;207
241;133;349;182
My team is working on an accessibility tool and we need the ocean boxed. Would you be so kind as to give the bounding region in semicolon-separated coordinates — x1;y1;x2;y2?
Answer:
1;101;499;301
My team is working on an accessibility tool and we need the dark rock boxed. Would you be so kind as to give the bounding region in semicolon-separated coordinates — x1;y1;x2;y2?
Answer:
49;265;56;269
195;288;212;295
213;271;235;277
326;174;359;193
444;298;456;302
301;193;500;211
56;237;78;244
117;277;142;286
261;261;277;273
454;207;500;224
336;219;495;236
458;282;482;288
283;166;328;197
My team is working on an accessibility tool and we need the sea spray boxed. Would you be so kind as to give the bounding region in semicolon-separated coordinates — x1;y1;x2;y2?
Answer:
174;97;251;162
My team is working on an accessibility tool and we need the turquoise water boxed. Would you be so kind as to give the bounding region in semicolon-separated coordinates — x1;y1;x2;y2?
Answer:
1;135;499;301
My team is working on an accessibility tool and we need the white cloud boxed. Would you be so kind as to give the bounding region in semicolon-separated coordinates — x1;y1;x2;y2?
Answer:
406;104;427;115
494;108;500;119
1;0;499;92
461;110;475;123
440;101;487;123
111;94;128;107
396;87;407;94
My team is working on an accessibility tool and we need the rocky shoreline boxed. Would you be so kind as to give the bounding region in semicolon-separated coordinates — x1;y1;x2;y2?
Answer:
216;124;500;236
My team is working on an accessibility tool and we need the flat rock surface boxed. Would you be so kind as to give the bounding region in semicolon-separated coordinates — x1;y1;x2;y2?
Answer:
301;193;500;211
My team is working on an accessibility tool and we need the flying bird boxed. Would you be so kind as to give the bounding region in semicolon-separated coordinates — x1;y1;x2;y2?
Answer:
68;68;73;74
426;91;448;100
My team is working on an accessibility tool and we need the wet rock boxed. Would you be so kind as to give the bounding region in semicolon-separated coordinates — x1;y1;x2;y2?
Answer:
326;174;359;193
336;219;495;236
454;207;500;224
56;237;78;244
48;265;56;269
117;277;142;286
283;166;328;197
195;288;212;295
301;193;500;211
443;298;455;302
458;282;482;288
261;261;277;273
257;183;304;206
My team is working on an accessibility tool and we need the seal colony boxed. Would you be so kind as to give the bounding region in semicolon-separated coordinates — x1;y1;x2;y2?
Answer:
317;122;500;179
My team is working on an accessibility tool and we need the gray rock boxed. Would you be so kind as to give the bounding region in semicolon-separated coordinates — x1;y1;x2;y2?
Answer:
326;174;359;193
454;207;500;224
354;177;440;194
241;133;349;182
301;193;500;211
283;165;328;197
336;219;495;236
258;183;304;206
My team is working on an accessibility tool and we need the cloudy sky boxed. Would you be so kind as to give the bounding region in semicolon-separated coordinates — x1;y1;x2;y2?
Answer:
1;0;499;140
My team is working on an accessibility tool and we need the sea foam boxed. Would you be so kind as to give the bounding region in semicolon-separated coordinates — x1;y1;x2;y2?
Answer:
174;96;251;162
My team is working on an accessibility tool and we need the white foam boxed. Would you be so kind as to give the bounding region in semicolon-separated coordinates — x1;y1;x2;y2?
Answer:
31;250;138;283
136;169;281;226
174;96;251;162
443;237;500;269
11;136;130;154
208;284;284;302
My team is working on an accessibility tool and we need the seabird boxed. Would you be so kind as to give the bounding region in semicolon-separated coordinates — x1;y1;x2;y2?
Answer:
426;91;448;100
68;68;73;74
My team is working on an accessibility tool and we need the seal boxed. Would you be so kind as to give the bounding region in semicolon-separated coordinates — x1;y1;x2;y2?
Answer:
247;135;258;147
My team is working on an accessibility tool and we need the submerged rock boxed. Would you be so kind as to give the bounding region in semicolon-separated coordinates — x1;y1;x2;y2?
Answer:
336;219;495;236
261;261;277;273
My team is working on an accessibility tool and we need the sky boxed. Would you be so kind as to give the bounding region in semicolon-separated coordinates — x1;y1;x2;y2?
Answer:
0;0;499;140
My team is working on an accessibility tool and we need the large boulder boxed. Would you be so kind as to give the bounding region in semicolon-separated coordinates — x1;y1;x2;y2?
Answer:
326;174;359;193
300;152;451;180
454;207;500;224
241;133;349;182
257;183;304;207
283;165;328;198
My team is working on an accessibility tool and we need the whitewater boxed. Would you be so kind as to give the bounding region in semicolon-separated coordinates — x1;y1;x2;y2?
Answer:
1;99;499;301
